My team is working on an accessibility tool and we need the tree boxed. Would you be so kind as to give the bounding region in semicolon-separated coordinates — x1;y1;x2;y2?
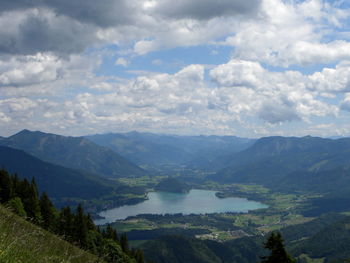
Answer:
105;224;119;242
58;206;74;240
40;192;56;230
8;197;27;217
260;232;296;263
120;233;129;254
23;178;41;222
74;204;88;248
0;169;12;202
133;249;145;263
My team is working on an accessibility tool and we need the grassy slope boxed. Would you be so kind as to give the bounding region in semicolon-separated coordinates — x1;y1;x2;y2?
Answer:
0;204;103;263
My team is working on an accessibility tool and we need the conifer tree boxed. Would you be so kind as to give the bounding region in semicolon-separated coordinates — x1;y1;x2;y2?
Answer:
74;204;88;248
8;197;27;217
0;169;12;202
40;192;55;230
134;249;145;263
23;178;41;222
86;213;96;231
260;232;296;263
58;206;74;239
105;224;119;242
120;233;129;254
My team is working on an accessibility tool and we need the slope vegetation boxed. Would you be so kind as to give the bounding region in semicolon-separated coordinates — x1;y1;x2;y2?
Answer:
0;204;102;263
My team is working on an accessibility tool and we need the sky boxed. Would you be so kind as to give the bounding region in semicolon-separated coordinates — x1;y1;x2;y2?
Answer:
1;0;350;138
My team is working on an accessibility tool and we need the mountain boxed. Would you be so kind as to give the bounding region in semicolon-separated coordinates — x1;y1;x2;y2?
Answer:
0;130;145;178
86;132;254;169
0;146;117;199
213;136;350;184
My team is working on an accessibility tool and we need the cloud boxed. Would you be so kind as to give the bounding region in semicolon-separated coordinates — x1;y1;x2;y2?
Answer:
340;94;350;112
222;0;350;67
258;100;301;124
209;59;337;123
209;60;264;87
0;112;11;123
0;53;63;87
0;59;344;136
0;9;98;56
0;0;136;27
115;57;129;67
309;62;350;93
1;0;350;137
153;0;261;20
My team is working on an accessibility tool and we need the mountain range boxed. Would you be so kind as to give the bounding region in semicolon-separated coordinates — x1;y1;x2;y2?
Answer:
213;135;350;184
0;146;115;199
86;132;254;169
0;129;145;178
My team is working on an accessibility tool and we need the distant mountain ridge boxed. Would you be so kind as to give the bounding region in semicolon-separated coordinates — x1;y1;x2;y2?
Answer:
0;129;145;178
86;131;255;169
0;146;115;199
212;135;350;194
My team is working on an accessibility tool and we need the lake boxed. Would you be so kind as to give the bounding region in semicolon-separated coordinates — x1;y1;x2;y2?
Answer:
95;189;268;225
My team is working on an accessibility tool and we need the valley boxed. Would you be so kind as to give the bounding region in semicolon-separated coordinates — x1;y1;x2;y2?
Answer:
2;130;350;262
105;176;317;243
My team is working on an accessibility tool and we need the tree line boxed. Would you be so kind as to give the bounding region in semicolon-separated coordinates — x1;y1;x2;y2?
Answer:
0;168;145;263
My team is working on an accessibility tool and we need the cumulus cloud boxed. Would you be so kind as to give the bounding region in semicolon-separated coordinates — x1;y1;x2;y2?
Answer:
0;112;11;123
222;0;350;66
258;101;301;124
209;60;264;88
309;62;350;93
115;57;129;67
0;9;98;56
1;0;350;137
0;53;62;87
0;60;342;136
0;0;136;27
341;94;350;112
153;0;261;20
209;59;338;123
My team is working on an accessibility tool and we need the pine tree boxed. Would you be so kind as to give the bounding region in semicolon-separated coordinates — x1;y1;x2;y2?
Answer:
0;169;12;203
8;197;27;217
120;233;129;254
133;249;145;263
86;213;96;231
58;206;74;240
74;204;88;248
40;192;56;230
105;224;119;242
260;232;296;263
23;178;41;222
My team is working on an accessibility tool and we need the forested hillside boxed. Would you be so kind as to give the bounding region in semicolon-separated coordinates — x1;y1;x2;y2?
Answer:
0;169;145;263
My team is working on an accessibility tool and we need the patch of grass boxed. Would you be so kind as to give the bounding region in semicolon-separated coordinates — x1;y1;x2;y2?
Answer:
119;176;166;188
111;219;156;233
